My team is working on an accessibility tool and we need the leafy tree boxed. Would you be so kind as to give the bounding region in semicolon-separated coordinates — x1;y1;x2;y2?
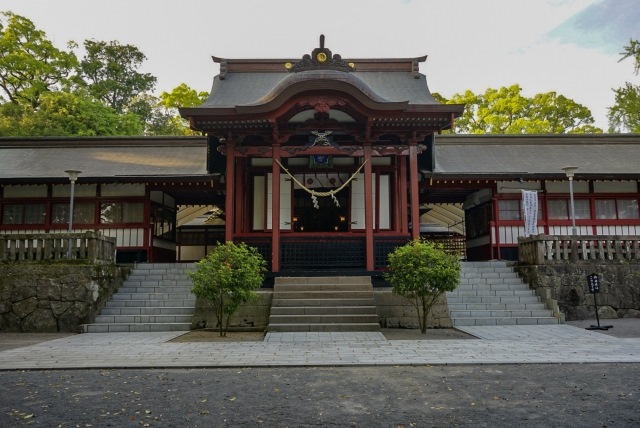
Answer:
436;84;601;134
608;39;640;133
160;83;208;110
78;40;156;113
384;240;460;334
127;85;208;136
188;242;267;336
0;91;143;136
0;11;77;108
154;83;208;135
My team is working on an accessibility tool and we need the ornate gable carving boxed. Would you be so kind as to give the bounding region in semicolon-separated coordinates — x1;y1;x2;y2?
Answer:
287;35;355;73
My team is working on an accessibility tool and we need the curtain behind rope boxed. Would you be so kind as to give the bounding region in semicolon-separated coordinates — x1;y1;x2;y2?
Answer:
522;190;538;237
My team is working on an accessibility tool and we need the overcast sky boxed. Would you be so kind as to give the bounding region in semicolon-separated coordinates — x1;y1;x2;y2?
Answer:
3;0;640;129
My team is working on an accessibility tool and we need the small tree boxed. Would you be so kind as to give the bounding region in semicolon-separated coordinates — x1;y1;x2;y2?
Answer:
188;241;267;336
384;240;460;334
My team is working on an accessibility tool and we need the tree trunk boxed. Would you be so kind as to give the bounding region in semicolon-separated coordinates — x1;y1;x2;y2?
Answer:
421;296;428;334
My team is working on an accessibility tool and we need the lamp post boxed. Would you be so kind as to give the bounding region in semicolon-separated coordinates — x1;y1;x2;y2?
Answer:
65;170;82;259
561;166;578;235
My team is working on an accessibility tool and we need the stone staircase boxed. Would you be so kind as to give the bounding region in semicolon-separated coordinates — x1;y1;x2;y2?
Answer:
83;263;196;333
268;276;381;332
447;261;560;326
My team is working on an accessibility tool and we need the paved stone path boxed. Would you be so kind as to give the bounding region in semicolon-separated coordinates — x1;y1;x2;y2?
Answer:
1;324;640;370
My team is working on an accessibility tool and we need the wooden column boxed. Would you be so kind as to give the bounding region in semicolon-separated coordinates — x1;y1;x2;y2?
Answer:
364;143;374;271
224;138;235;243
271;142;281;272
234;157;244;234
399;155;409;235
409;140;420;241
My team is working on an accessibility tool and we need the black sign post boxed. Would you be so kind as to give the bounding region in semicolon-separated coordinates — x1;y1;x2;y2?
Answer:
585;274;613;331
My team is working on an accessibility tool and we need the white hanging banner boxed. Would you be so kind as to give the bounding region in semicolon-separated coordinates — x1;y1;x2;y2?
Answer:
522;190;538;237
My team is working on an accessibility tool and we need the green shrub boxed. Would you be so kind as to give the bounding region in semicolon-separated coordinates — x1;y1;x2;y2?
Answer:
188;241;267;336
384;239;460;333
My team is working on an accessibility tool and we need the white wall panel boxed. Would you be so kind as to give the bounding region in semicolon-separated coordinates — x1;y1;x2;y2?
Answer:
253;176;265;231
379;175;390;229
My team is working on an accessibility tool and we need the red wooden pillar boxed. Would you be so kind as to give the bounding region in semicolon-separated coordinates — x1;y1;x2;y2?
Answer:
364;143;374;271
271;142;281;272
225;139;235;243
234;157;244;234
409;141;420;241
399;155;409;235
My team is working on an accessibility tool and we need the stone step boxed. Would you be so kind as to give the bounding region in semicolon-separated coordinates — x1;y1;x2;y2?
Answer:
95;314;193;324
458;278;525;285
129;268;193;275
83;322;191;333
106;299;196;307
123;280;193;287
460;272;520;280
273;291;374;300
449;262;561;327
451;317;560;326
274;283;373;292
111;292;195;301
455;283;531;291
134;263;195;269
447;290;536;297
269;314;379;324
271;298;376;307
268;276;379;333
275;276;371;285
447;296;541;304
448;303;546;311
267;323;381;332
101;307;195;316
270;306;378;315
84;263;197;333
449;309;555;318
461;267;515;274
118;286;193;294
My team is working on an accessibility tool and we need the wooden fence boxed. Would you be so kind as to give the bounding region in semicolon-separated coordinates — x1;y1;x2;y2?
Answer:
519;235;640;264
0;232;116;263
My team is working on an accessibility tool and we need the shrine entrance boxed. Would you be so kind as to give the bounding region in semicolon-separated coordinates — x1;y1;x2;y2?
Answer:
292;187;349;233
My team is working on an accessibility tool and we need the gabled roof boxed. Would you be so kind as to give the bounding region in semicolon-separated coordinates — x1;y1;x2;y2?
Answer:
179;37;464;131
0;137;207;181
431;134;640;179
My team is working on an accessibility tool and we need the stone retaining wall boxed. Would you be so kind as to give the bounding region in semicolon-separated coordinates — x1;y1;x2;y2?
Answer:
190;290;452;330
191;291;273;330
374;289;452;329
0;263;129;332
516;262;640;321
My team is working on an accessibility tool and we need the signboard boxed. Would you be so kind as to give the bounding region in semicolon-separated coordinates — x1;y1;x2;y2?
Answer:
587;273;600;294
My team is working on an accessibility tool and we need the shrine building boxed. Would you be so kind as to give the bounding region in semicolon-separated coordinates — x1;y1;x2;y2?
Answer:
1;38;640;281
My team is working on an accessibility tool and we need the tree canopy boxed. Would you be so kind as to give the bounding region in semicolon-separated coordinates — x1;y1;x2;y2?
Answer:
78;39;157;113
0;11;77;108
435;85;602;134
0;11;206;137
608;39;640;133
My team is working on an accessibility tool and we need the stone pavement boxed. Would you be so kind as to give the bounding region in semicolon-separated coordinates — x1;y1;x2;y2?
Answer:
1;323;640;370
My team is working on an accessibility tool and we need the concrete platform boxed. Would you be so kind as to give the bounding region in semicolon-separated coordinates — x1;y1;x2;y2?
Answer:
1;323;640;370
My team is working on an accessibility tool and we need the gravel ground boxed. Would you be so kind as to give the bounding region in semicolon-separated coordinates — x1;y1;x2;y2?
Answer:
1;364;638;427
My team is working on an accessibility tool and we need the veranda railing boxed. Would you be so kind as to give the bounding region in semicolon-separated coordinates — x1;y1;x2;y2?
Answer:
0;232;116;263
518;234;640;264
